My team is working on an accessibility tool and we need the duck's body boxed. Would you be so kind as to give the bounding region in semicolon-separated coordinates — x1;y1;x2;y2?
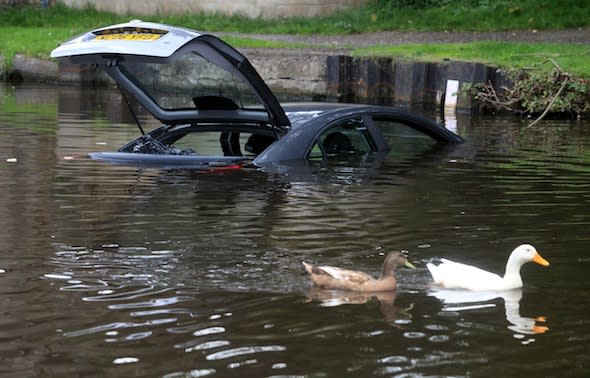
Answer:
303;251;415;292
426;244;549;291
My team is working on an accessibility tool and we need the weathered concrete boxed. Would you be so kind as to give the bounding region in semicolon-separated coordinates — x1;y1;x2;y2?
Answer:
10;54;59;83
246;51;506;108
6;50;505;110
247;50;329;96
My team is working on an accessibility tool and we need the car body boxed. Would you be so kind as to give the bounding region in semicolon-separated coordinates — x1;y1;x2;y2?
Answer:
51;20;463;170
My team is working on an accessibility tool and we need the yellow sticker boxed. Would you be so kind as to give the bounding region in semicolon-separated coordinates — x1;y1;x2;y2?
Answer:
94;33;162;41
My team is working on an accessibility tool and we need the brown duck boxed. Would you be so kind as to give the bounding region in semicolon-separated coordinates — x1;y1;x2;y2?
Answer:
302;251;416;292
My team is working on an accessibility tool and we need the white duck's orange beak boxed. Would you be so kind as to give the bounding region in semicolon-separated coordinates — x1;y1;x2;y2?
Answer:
533;325;550;334
533;252;550;266
533;316;549;334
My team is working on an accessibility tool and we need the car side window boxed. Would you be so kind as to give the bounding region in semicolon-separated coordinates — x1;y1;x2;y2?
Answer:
308;117;376;161
371;117;437;158
171;131;269;157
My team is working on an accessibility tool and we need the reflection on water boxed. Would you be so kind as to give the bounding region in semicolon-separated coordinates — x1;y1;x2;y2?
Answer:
2;83;590;376
429;288;549;337
305;287;413;326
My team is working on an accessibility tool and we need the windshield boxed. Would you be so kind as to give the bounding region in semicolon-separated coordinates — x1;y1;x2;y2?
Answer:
119;51;264;110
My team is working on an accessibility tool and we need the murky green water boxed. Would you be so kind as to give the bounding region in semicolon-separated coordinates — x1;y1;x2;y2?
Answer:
1;83;590;377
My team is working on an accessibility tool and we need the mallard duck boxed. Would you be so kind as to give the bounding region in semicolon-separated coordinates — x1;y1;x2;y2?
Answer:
302;251;416;292
426;244;550;291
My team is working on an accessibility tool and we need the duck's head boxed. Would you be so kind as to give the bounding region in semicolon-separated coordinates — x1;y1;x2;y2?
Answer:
512;244;550;267
381;250;416;277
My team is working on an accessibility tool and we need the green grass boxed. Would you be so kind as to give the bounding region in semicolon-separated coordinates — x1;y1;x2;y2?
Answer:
0;27;77;61
0;27;302;64
360;0;590;32
2;1;589;34
219;36;307;50
354;41;590;78
1;1;590;76
142;0;590;34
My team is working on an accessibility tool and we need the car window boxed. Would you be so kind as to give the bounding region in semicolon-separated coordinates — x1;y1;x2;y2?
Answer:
371;117;437;158
119;52;262;110
308;116;376;161
170;131;226;155
168;131;275;157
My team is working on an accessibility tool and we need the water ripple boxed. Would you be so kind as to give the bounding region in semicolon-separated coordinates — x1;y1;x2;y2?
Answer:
11;98;588;377
175;339;231;352
107;295;195;310
205;345;286;361
162;369;216;378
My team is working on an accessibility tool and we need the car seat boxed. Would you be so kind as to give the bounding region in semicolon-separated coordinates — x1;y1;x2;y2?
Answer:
323;131;354;155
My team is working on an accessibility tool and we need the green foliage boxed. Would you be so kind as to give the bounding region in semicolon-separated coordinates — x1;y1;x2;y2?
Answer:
464;68;590;116
1;0;589;35
515;71;590;114
374;0;488;9
365;0;590;31
0;3;121;28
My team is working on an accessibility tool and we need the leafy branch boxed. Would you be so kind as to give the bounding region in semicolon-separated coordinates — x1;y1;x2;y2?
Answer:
462;57;590;122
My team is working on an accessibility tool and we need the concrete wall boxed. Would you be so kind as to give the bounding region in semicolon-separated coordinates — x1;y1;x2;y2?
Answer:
17;49;503;110
58;0;368;19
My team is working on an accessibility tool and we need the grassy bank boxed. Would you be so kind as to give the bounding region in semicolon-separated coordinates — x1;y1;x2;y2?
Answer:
0;1;589;77
355;41;590;78
3;1;587;34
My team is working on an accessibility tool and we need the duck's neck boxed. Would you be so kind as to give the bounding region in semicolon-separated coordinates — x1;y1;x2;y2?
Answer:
502;255;524;287
380;265;395;279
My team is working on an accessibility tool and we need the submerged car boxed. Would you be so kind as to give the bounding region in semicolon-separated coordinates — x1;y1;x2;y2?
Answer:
51;20;463;170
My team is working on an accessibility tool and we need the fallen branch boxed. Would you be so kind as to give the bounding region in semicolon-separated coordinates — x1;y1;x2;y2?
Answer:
525;57;570;127
526;76;569;128
543;57;564;74
463;56;590;117
470;80;520;112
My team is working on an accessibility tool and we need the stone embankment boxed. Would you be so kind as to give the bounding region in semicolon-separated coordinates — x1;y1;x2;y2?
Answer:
5;50;501;110
4;28;588;110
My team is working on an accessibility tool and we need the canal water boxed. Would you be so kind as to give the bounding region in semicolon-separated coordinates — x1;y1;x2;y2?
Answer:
1;83;589;377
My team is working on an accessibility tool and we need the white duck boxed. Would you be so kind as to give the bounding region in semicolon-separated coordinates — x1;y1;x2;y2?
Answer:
426;244;550;291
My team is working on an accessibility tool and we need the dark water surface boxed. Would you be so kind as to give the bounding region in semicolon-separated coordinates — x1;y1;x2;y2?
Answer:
1;83;590;377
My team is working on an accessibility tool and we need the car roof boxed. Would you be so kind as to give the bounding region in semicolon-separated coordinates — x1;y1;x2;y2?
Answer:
281;101;463;143
282;102;440;129
282;102;372;127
